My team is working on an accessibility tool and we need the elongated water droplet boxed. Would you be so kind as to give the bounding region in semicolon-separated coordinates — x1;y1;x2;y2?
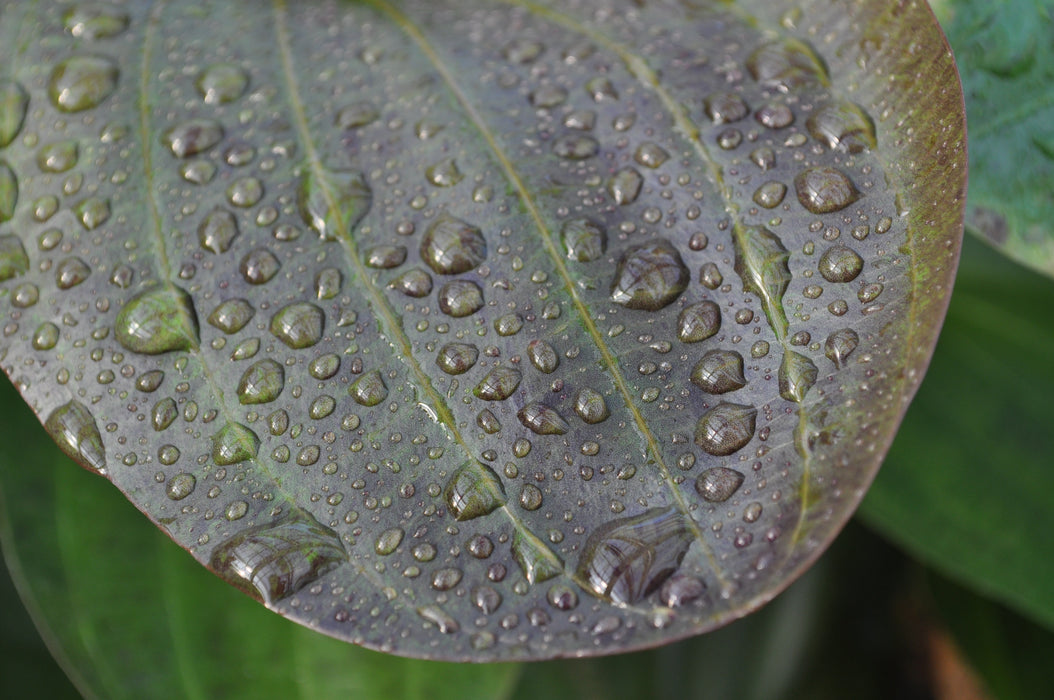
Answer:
691;350;747;394
389;267;432;298
779;351;818;402
425;157;463;187
445;461;507;521
732;225;790;338
577;507;693;605
747;39;829;90
0;81;29;148
64;4;130;39
152;397;177;431
237;359;285;405
807;101;876;153
270;302;323;349
421;214;487;275
210;510;345;604
825;328;860;369
608;167;643;205
335;102;379;129
0;161;16;222
417;605;459;634
298;167;371;241
212;422;259;465
518;402;569;435
611;240;689;311
695;403;757;456
473;366;521;401
375;527;405;555
512;530;563;584
527;340;559;373
49;55;119;112
37;140;79;173
198;208;240;254
115;284;199;354
45;400;106;474
0;234;29;281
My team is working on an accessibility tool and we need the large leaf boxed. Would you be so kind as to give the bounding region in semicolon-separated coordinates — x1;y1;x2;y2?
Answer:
861;235;1054;631
932;0;1054;277
0;381;521;699
0;0;964;659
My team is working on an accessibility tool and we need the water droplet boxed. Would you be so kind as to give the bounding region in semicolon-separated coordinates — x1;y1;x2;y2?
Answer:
152;397;177;431
503;38;544;64
49;55;119;112
349;369;387;406
494;313;523;336
298;167;371;241
518;402;569;435
425;157;463;187
747;39;829;91
473;366;522;400
309;395;335;420
825;328;859;369
695;403;757;456
212;422;260;465
611;240;689;311
198;208;240;254
73;196;110;230
116;284;199;354
756;102;795;129
552;134;598;160
181;160;216;185
375;527;405;555
527;340;558;373
420;214;487;275
695;467;745;502
158;444;180;466
335;102;379;129
207;298;254;334
417;605;459;634
210;510;345;604
445;461;506;521
0;81;29;148
512;530;563;584
55;257;90;290
818;244;864;282
531;85;568;108
163;119;224;158
231;337;260;361
661;573;706;607
704;92;748;123
608;167;643;205
33;322;60;350
438;280;483;317
166;473;196;500
807;101;876;153
0;161;16;222
633;141;669;169
237;359;285;405
560;218;606;263
364;244;407;270
11;282;37;308
519;484;543;511
225;501;248;521
63;4;129;39
45;400;106;473
753;180;787;208
136;370;165;393
795;167;860;214
577;507;693;605
677;301;721;343
269;302;323;349
691;350;747;394
0;235;29;281
389;267;432;298
227;176;263;208
197;63;249;104
778;350;817;402
732;225;790;338
699;262;723;290
436;342;479;375
37;140;79;173
574;388;609;424
585;76;618;101
473;586;503;614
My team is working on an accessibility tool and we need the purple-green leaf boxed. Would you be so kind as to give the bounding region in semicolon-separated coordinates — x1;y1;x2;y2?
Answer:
0;0;965;660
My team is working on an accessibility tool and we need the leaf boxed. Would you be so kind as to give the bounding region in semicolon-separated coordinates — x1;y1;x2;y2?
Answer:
861;236;1054;631
0;381;521;699
0;0;964;659
932;0;1054;277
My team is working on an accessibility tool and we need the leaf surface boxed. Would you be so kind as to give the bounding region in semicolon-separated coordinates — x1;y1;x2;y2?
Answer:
0;0;964;659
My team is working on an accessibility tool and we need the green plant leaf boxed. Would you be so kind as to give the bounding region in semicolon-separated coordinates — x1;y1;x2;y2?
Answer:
861;235;1054;631
932;0;1054;277
0;0;964;659
0;380;521;699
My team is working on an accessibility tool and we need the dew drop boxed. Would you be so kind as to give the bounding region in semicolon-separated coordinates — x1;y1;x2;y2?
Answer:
818;244;864;283
517;402;569;435
519;484;543;511
197;63;249;104
560;218;606;263
349;370;387;406
237;359;285;405
552;133;599;160
198;208;240;254
389;268;432;298
634;141;669;169
425;157;464;187
0;81;29;148
512;530;563;584
438;280;484;317
747;39;829;91
473;366;522;401
0;162;16;222
795;167;860;214
574;388;610;424
335;102;379;129
136;370;165;393
298;167;371;241
207;298;254;334
115;284;199;354
695;467;745;502
73;196;110;230
611;240;689;311
778;350;818;403
494;313;523;336
227;176;263;208
824;328;860;369
211;422;260;465
753;180;787;208
436;342;479;375
45;400;106;473
527;340;558;373
163;119;224;158
364;244;407;269
0;235;29;281
677;301;721;343
691;350;747;394
269;302;323;349
608;167;643;205
37;140;79;173
445;461;506;521
152;398;178;431
49;55;119;112
695;403;757;456
64;4;130;39
33;322;60;351
704;92;749;123
166;473;196;501
807;101;876;153
375;527;405;555
420;214;487;275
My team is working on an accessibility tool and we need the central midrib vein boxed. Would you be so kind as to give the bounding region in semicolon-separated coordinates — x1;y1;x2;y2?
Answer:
365;0;725;582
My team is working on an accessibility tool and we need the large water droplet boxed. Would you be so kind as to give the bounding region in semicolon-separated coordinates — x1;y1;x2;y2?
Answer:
445;461;507;521
196;63;249;104
115;284;199;354
0;161;16;222
807;101;876;153
63;4;130;39
438;280;483;317
608;167;643;205
512;530;563;584
207;298;254;334
695;467;744;502
677;301;721;343
732;225;790;338
691;350;747;394
825;328;860;369
747;39;829;91
818;244;864;283
577;507;693;605
560;218;606;262
694;403;757;456
527;340;559;373
0;234;29;281
778;350;818;403
425;157;463;187
298;167;371;241
237;359;285;405
163;119;224;158
518;402;569;435
552;133;599;160
794;167;860;214
420;214;487;275
210;510;345;604
37;140;79;173
198;208;240;253
704;92;749;124
610;240;689;310
212;422;260;465
473;366;522;401
0;81;29;148
49;55;119;112
270;302;323;349
390;267;433;298
350;369;387;406
240;248;281;285
45;400;106;474
55;257;91;289
574;388;610;424
335;102;380;129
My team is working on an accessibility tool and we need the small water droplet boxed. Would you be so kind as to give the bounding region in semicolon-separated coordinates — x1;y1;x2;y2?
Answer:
226;176;263;208
574;388;609;424
704;92;749;123
778;350;818;402
608;167;643;205
753;180;787;208
375;527;405;555
237;359;285;405
677;301;721;343
585;76;618;101
207;298;254;334
552;133;598;160
436;343;479;375
494;313;523;336
560;218;606;263
527;339;558;373
473;366;522;400
335;102;379;129
518;484;543;511
518;402;569;435
0;162;17;222
425;157;464;187
389;268;432;297
166;473;196;500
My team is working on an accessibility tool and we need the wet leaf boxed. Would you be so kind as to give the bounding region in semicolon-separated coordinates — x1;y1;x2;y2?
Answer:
0;0;964;660
932;0;1054;277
